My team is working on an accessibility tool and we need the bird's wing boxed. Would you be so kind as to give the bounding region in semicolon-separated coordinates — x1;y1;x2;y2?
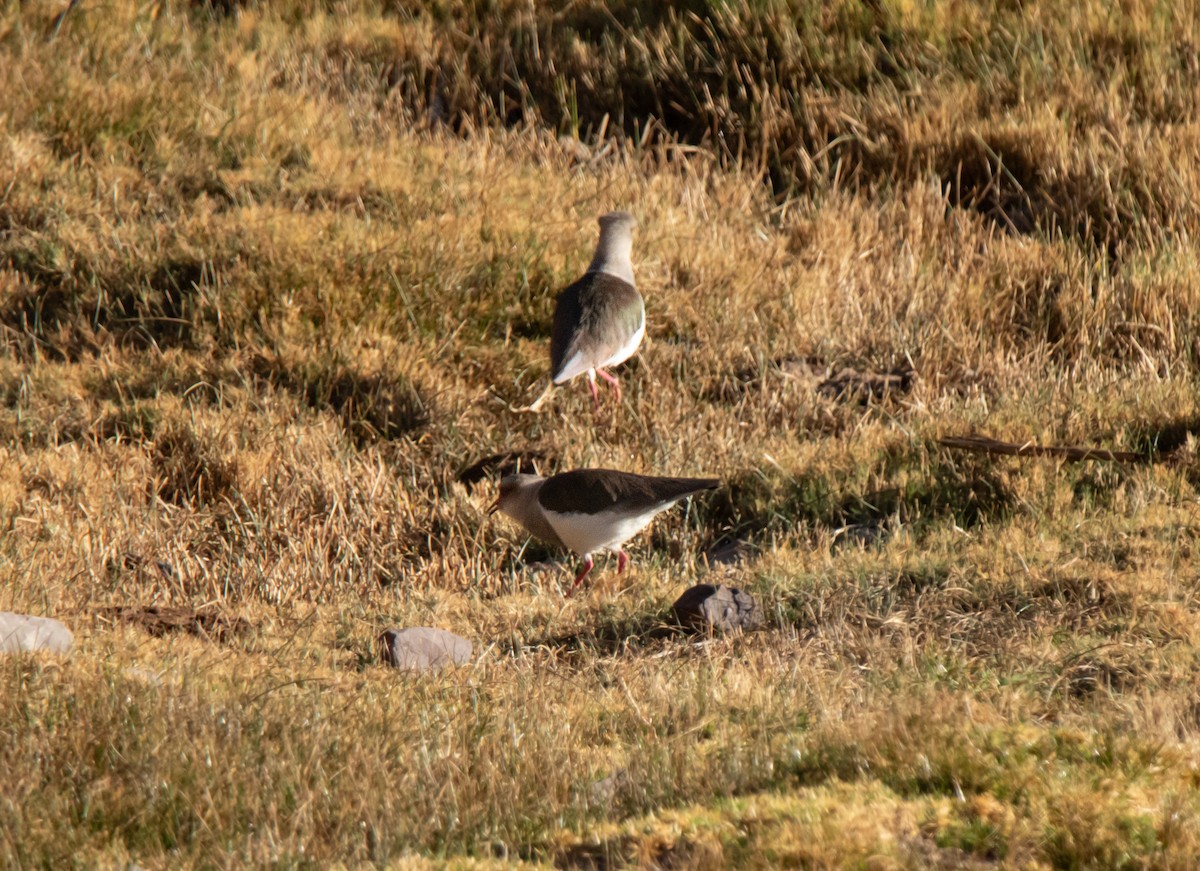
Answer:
551;274;644;383
538;469;719;516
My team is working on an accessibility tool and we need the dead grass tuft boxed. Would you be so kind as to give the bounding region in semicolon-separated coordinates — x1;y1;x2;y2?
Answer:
96;604;251;643
150;422;240;507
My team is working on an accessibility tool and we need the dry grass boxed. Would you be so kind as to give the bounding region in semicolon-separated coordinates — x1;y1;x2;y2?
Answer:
4;0;1200;866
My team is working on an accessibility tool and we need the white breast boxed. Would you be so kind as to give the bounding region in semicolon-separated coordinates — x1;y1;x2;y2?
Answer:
542;505;663;556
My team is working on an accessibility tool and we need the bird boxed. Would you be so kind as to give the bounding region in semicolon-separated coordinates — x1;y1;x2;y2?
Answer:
550;211;645;408
488;468;719;595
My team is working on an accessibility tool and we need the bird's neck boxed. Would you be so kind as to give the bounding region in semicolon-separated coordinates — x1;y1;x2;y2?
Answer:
506;484;563;546
501;483;543;529
587;230;635;285
508;492;543;530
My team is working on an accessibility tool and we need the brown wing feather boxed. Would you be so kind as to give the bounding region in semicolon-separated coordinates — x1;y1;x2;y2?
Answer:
538;468;719;516
551;273;644;382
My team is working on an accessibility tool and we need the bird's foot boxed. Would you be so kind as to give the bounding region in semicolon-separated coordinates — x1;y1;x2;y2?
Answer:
617;550;629;574
597;368;622;403
566;555;595;597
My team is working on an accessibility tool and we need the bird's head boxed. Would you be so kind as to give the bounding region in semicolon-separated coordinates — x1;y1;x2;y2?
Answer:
487;473;544;518
598;211;636;234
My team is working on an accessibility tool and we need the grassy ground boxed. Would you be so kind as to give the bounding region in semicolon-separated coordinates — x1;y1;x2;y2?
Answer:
4;0;1200;866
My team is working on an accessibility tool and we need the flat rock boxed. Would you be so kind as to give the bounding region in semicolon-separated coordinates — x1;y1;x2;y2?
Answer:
671;584;763;633
379;627;473;672
0;612;73;654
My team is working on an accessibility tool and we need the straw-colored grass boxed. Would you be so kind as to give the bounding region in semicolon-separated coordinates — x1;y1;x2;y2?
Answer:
4;0;1200;866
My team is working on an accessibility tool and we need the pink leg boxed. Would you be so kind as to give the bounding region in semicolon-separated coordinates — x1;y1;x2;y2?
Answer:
566;554;595;597
617;550;630;574
586;374;600;410
596;368;622;403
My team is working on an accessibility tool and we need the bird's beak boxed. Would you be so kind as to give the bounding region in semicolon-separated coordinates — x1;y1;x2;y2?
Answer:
486;498;501;516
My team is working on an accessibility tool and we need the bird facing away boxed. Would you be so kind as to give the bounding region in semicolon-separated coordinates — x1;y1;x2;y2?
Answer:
488;468;719;595
550;211;645;407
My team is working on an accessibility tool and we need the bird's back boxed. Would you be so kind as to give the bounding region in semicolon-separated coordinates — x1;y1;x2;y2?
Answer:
538;468;719;517
551;273;645;384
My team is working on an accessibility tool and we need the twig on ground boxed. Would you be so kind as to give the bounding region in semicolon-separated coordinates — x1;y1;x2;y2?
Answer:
938;434;1156;464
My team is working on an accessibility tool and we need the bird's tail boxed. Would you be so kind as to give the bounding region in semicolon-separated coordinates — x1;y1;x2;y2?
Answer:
657;477;721;503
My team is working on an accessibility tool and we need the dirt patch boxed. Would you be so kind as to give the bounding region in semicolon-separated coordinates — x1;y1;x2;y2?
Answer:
818;365;915;403
96;605;251;642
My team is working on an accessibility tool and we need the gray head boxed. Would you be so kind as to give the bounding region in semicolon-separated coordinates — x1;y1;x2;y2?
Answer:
487;473;545;518
487;471;565;547
598;211;636;232
588;211;637;284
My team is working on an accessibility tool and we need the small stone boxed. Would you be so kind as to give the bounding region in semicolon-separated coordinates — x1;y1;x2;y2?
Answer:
671;584;763;633
0;612;74;654
378;627;473;672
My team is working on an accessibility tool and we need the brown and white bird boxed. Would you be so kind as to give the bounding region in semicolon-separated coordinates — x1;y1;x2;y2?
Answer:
488;468;719;595
550;211;645;407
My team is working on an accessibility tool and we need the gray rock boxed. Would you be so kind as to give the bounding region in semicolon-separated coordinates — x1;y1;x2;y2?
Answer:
671;584;763;633
379;627;473;672
0;612;73;654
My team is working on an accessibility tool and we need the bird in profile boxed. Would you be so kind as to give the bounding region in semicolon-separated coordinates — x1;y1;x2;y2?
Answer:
488;468;719;595
550;211;645;408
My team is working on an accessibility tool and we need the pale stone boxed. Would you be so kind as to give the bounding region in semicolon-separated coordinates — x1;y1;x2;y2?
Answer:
0;612;73;654
379;627;473;672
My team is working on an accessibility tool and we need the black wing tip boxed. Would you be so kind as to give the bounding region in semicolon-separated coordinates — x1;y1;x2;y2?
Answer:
677;477;720;497
658;476;720;501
